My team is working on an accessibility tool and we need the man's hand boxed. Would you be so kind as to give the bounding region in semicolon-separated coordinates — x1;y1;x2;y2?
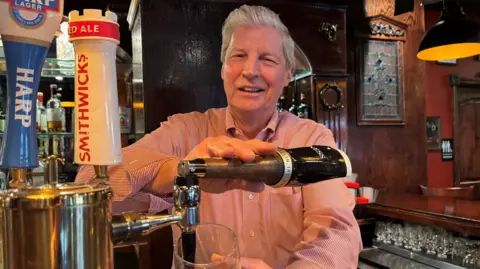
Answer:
211;253;272;269
184;136;277;193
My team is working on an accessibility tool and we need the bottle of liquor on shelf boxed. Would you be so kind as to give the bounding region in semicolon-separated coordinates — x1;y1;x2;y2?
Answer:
36;92;47;133
56;92;66;132
289;95;297;115
276;95;285;112
46;84;62;132
297;92;309;119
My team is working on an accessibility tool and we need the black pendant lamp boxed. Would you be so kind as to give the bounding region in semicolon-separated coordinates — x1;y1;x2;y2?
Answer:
417;0;480;61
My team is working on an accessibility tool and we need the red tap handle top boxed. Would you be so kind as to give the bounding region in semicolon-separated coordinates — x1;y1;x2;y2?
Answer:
68;20;119;43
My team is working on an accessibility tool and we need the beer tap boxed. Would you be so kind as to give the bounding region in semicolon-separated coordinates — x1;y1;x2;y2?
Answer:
111;174;200;248
41;154;65;184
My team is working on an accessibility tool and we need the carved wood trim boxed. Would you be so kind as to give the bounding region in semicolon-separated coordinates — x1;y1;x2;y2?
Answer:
356;14;408;41
451;75;480;186
314;78;347;151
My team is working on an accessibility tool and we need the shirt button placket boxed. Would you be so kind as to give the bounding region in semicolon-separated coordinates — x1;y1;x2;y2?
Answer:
243;191;261;257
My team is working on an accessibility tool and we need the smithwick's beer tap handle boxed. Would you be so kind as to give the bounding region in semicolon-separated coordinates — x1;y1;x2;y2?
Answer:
178;145;352;187
68;9;123;172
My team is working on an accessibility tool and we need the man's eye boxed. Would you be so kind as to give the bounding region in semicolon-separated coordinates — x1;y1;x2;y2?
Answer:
263;57;277;64
232;54;245;58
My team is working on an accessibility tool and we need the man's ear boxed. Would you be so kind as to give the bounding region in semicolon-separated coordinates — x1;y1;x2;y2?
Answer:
221;64;225;81
284;67;294;87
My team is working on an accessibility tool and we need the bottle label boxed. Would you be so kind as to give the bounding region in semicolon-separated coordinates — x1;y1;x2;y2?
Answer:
68;21;120;43
7;0;60;28
47;108;62;130
40;114;47;132
47;108;62;121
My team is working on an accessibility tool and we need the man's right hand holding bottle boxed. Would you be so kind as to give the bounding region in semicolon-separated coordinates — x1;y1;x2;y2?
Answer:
144;136;278;195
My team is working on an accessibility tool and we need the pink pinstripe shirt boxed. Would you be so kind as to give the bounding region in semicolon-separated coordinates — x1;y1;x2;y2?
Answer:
76;107;362;268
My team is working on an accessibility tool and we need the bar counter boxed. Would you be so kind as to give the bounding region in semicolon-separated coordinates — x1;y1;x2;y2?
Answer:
363;192;480;237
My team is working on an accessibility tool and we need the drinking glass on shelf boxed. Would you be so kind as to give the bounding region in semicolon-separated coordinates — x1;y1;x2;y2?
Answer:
392;223;404;247
374;221;386;243
451;237;466;263
173;223;239;269
424;226;437;255
436;228;451;259
403;222;413;250
410;224;422;252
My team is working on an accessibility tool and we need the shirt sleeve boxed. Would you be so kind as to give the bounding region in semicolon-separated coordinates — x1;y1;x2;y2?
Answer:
75;113;202;214
286;127;362;269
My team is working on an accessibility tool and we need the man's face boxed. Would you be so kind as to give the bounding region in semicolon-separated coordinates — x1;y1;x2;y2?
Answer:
221;26;293;114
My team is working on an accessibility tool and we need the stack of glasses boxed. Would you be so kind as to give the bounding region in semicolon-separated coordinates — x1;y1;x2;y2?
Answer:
375;220;480;268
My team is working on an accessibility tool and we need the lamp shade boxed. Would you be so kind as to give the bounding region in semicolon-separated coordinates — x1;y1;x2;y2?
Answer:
417;1;480;61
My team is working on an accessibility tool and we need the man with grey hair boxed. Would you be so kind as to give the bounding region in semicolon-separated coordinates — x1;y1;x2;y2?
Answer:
77;4;362;269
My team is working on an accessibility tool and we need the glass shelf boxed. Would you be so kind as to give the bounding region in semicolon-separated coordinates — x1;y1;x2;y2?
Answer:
0;58;75;78
38;132;73;137
0;132;74;137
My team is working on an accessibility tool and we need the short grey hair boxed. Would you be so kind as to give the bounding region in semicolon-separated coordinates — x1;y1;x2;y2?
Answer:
221;5;295;70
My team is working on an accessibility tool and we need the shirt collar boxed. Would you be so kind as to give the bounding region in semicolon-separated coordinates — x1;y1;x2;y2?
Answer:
225;106;279;140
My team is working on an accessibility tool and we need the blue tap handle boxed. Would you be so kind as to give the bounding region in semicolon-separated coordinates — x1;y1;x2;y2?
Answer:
0;40;47;168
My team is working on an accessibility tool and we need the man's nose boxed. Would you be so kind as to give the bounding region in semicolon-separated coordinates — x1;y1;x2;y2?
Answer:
242;58;260;78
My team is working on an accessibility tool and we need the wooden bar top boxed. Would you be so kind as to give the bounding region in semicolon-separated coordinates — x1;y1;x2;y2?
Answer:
364;192;480;237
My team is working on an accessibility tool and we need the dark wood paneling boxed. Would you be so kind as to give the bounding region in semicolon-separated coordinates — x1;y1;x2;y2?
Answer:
451;76;480;185
315;79;348;151
140;0;231;132
457;103;480;181
272;4;347;75
346;0;427;193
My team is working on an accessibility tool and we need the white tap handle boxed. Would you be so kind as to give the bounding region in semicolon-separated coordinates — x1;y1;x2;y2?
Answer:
69;10;122;165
